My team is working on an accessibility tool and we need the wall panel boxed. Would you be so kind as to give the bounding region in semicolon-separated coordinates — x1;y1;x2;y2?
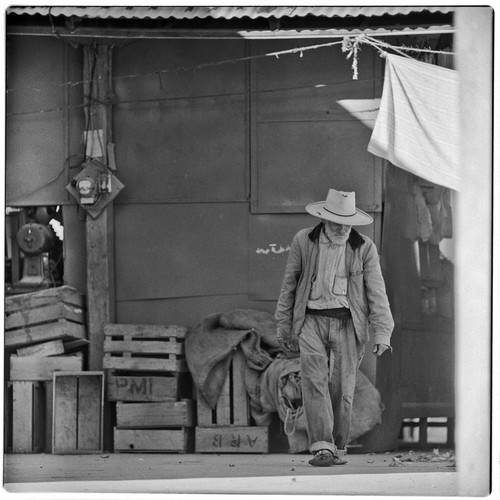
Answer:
6;36;84;206
113;39;248;204
114;203;248;302
250;39;383;213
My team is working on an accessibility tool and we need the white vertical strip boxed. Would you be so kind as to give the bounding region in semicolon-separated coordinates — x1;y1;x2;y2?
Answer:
455;6;493;497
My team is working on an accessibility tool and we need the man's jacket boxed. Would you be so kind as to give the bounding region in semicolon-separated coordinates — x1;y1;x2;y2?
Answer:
275;222;394;347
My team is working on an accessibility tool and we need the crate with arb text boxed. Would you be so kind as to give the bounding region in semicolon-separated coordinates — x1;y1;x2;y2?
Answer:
195;425;269;453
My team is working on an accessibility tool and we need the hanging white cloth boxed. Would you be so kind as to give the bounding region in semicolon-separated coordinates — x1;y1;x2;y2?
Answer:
368;54;460;191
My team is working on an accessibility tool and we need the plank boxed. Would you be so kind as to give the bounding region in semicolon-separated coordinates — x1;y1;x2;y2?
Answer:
84;44;114;374
231;349;249;425
45;381;53;453
196;392;215;426
216;370;231;425
103;356;187;373
5;302;85;330
5;320;87;348
5;286;86;314
64;339;91;353
114;428;193;452
10;354;83;381
116;400;193;428
12;382;34;453
195;426;269;453
53;375;78;452
107;374;182;402
104;324;188;339
103;339;183;355
78;375;103;451
12;381;46;453
17;339;65;357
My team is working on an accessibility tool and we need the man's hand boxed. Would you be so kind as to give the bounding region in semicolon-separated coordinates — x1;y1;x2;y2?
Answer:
372;343;391;357
277;335;300;354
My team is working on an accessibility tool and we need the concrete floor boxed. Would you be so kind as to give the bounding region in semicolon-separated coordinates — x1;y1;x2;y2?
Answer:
3;450;457;496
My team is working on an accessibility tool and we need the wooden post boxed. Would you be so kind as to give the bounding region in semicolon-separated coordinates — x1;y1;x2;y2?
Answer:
83;43;116;371
83;43;115;451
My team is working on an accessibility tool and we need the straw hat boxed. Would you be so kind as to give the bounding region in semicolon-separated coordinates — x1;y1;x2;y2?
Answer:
305;188;373;226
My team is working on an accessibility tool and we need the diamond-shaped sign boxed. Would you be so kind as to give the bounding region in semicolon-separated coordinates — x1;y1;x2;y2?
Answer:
66;159;125;219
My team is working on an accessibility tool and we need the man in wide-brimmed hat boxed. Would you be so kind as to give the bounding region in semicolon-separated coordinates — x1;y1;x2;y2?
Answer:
275;188;394;466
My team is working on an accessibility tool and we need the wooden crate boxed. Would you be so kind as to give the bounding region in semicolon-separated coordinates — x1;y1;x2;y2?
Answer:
116;400;194;428
103;324;188;373
196;348;249;426
114;428;194;453
195;426;269;454
52;372;104;454
10;353;83;381
107;372;192;402
11;381;46;453
5;286;87;349
17;339;65;357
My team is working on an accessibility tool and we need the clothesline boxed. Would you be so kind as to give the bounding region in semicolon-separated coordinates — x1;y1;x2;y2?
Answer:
6;34;454;96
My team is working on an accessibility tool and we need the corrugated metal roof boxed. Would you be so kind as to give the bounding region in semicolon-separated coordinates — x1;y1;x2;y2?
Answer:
6;6;455;20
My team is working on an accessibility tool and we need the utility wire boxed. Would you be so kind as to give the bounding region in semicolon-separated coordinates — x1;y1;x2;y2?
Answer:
6;35;455;95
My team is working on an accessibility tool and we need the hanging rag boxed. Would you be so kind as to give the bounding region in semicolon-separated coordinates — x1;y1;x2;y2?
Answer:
368;54;460;191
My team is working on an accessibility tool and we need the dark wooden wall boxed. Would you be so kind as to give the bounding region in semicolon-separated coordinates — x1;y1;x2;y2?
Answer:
111;38;385;339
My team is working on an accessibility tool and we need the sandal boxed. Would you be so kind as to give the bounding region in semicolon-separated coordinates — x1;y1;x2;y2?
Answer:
308;450;335;467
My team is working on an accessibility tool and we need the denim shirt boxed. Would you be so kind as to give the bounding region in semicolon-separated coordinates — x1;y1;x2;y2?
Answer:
275;222;394;346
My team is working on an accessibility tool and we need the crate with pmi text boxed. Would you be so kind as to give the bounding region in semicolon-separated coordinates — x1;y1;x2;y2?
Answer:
107;372;192;402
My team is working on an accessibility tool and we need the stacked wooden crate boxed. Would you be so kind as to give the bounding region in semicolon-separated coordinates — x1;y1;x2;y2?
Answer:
195;348;269;453
104;324;195;453
50;371;105;454
4;286;88;453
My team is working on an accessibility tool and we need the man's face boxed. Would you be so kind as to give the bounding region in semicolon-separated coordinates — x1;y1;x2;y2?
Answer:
324;220;352;237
